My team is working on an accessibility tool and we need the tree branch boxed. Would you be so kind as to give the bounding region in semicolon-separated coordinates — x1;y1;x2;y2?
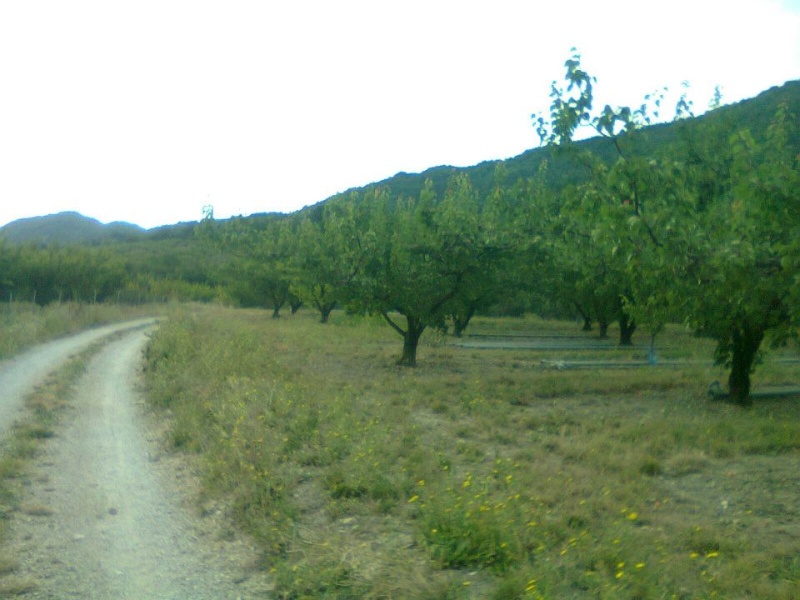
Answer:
381;311;406;337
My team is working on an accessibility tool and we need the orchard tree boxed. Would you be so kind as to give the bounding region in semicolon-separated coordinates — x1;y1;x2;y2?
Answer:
62;248;127;304
536;50;800;404
6;246;126;305
241;219;295;318
635;105;800;404
198;212;295;317
437;172;525;337
482;163;556;324
0;241;19;302
347;179;509;366
546;180;637;342
291;200;371;323
532;51;661;344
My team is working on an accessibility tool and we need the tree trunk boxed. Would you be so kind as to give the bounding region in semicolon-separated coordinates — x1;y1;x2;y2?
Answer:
598;318;609;339
290;300;303;315
398;318;426;367
451;306;476;338
452;317;467;338
618;314;636;346
317;302;335;324
727;324;764;406
575;303;592;331
270;289;288;319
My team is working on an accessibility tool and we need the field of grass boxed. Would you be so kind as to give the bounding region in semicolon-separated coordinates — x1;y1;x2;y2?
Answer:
144;306;800;599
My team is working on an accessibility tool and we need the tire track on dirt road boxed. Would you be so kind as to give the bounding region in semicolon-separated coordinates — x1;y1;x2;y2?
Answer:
5;326;272;598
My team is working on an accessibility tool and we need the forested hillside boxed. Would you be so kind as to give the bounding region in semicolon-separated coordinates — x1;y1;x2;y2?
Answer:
323;79;799;208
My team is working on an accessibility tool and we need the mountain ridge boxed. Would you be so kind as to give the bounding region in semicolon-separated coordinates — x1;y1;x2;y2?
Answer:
0;211;146;245
3;79;797;245
327;79;799;205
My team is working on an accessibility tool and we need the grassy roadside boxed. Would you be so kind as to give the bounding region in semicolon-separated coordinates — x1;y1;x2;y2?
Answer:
0;301;162;360
0;340;106;596
144;306;800;599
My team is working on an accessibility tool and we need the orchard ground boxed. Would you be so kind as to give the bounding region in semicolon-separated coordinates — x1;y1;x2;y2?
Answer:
144;305;800;599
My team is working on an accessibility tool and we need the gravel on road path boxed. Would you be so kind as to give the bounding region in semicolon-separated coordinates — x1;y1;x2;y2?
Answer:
5;326;273;599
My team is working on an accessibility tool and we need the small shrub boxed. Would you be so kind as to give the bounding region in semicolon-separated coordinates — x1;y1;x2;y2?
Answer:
325;469;369;500
638;458;663;476
418;469;526;572
272;555;366;599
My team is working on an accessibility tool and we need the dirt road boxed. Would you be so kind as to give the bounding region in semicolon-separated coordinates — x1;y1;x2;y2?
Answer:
4;326;272;598
0;319;157;440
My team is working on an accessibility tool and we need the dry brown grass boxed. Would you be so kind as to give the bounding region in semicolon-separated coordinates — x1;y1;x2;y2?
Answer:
145;306;800;599
18;504;55;517
0;301;163;359
0;576;38;597
0;557;18;577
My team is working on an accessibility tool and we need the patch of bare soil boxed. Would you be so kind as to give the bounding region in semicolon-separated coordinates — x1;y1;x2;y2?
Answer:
659;453;800;540
4;328;273;599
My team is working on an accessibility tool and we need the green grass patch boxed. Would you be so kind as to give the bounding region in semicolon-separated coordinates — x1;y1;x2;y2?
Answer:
143;306;800;599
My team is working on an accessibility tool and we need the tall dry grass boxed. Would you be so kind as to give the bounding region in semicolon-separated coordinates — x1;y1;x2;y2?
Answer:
144;306;800;599
0;301;162;359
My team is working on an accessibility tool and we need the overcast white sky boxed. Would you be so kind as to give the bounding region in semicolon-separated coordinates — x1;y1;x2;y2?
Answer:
1;0;798;229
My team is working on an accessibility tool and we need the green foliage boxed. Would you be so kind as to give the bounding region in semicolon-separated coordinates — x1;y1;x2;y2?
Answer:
417;466;526;572
626;100;800;403
0;244;127;305
337;177;526;365
535;51;800;402
533;48;597;146
290;201;370;323
0;225;225;308
197;213;296;315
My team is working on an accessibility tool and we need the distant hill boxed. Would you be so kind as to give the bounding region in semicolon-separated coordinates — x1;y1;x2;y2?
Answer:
313;79;800;209
0;211;146;245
